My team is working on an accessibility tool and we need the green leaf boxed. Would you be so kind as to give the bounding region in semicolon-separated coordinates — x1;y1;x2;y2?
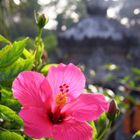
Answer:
0;105;23;126
0;88;20;111
41;64;58;74
0;87;12;98
132;68;140;75
0;57;34;84
121;75;130;84
0;35;11;44
1;98;21;112
0;131;24;140
133;130;140;139
129;81;135;88
23;48;34;58
90;121;97;140
0;38;29;68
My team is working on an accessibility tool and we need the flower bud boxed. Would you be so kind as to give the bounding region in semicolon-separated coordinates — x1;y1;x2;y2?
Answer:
107;99;119;121
35;12;49;29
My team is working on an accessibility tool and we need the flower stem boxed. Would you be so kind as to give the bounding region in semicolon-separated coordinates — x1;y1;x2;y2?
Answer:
38;28;43;39
97;121;112;140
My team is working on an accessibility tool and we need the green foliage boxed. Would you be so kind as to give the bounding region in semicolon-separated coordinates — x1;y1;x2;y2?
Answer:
0;19;48;139
0;57;34;85
132;68;140;75
0;37;29;68
0;35;36;139
0;36;35;86
121;67;140;89
97;113;107;133
0;105;23;126
0;87;20;110
0;131;24;140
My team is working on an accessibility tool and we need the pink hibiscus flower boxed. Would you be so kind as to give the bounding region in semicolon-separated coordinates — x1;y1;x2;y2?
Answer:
12;63;108;140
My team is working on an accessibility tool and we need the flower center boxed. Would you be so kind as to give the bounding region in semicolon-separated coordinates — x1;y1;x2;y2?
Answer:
56;93;67;106
55;83;69;106
48;110;65;124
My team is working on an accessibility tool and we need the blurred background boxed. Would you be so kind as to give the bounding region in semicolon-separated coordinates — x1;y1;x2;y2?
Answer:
0;0;140;140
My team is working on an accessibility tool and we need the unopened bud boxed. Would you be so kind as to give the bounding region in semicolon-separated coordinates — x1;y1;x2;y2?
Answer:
107;99;119;121
35;12;49;29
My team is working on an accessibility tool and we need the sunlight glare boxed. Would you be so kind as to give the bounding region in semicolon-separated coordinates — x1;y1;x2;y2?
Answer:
61;25;67;31
107;8;116;18
42;7;58;30
71;12;79;22
13;0;20;5
120;17;129;26
38;0;51;5
134;8;140;15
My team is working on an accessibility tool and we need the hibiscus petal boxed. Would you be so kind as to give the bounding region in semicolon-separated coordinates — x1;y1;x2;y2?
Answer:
53;119;93;140
19;107;53;138
12;71;45;107
39;78;52;102
62;94;109;121
47;63;85;100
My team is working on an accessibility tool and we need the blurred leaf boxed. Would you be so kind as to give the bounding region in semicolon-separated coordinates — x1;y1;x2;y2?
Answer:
104;75;116;82
97;113;107;133
132;68;140;75
104;64;119;71
114;95;127;109
133;130;140;139
0;105;23;126
41;64;58;74
0;131;24;140
120;75;130;84
0;57;34;84
129;81;135;88
0;38;29;68
0;35;11;44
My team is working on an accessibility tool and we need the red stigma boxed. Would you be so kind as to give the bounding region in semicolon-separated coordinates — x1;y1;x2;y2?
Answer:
59;83;69;93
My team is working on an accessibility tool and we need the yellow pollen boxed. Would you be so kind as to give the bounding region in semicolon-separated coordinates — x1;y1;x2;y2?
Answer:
56;93;67;106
